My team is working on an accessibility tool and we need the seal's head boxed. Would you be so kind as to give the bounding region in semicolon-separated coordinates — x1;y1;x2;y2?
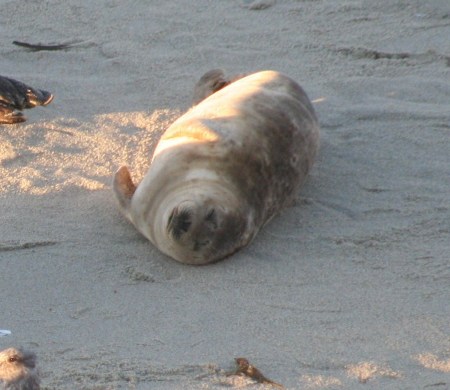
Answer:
114;165;255;265
160;191;252;265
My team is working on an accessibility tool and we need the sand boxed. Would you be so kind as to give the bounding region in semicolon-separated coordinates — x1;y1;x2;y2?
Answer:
1;0;449;388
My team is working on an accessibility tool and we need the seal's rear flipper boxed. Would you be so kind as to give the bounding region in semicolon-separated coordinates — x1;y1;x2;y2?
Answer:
192;69;229;105
113;166;136;215
192;70;248;106
25;88;53;108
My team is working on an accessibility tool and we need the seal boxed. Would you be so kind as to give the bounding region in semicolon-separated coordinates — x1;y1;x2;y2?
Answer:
0;75;53;124
113;70;319;265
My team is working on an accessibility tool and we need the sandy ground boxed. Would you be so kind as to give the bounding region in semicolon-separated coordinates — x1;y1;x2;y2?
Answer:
1;0;449;389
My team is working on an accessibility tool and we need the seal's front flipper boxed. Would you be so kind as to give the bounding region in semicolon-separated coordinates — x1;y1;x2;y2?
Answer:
113;166;136;216
0;106;26;124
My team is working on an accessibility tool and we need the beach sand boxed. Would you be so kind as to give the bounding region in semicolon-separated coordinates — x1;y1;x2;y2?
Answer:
1;1;449;388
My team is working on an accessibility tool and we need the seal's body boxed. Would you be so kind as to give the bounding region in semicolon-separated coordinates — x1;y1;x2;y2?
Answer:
114;70;319;264
0;76;53;124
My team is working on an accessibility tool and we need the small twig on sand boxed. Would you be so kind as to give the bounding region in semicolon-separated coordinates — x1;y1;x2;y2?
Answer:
12;40;92;51
234;357;285;389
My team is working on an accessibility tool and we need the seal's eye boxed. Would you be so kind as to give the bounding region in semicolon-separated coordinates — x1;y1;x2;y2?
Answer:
167;208;192;239
8;356;18;363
